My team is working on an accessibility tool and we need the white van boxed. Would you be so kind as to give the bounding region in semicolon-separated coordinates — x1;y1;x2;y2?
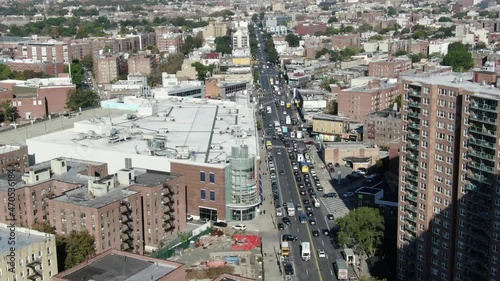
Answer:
301;242;311;261
276;207;283;217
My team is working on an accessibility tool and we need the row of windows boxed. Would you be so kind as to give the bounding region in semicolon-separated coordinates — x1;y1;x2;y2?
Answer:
200;171;215;183
200;189;216;201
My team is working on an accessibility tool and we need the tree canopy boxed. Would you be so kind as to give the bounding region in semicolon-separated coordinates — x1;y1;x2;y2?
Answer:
64;230;96;269
66;89;100;111
191;62;216;81
215;35;233;54
285;34;301;47
70;60;85;89
442;42;473;72
0;100;17;122
337;207;385;257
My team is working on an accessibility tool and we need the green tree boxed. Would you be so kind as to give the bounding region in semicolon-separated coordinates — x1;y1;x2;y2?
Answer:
0;100;17;122
64;230;96;269
215;35;233;54
32;222;56;234
70;61;84;88
146;45;159;55
256;120;263;130
337;207;385;257
315;48;330;59
285;34;301;47
369;35;383;41
191;62;215;81
66;89;100;111
474;41;487;50
442;42;473;72
394;50;408;56
252;13;258;22
438;16;453;22
325;100;338;115
410;53;425;63
0;64;12;79
395;94;402;108
387;7;397;16
81;55;94;69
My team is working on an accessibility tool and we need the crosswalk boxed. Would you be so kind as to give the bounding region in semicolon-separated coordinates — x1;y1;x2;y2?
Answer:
319;197;351;219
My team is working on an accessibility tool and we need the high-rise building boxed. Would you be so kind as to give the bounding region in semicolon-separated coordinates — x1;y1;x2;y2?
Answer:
94;55;119;84
398;72;500;281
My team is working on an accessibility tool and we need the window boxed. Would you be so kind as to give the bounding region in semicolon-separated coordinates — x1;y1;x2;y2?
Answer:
200;171;206;182
210;191;215;201
209;172;215;183
201;189;206;200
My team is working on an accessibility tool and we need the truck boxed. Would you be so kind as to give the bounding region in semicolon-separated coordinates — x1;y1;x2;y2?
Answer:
274;121;280;127
270;78;274;85
300;161;309;173
287;202;295;216
266;106;272;114
266;141;272;150
281;242;290;257
296;131;303;139
300;242;311;261
285;116;291;125
334;259;348;280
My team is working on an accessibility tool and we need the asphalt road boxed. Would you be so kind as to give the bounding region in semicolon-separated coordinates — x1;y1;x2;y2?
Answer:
255;28;340;281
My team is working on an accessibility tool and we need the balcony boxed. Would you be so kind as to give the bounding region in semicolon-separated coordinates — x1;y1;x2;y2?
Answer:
408;90;421;97
408;112;420;119
404;224;416;233
468;173;492;184
406;215;416;223
468;138;495;149
469;114;498;125
468;150;495;161
408;122;420;130
469;126;496;137
468;162;494;173
406;153;418;162
406;163;418;172
409;101;421;108
406;204;417;213
404;234;416;242
465;183;492;197
471;102;498;113
406;184;418;192
406;174;418;183
406;194;417;202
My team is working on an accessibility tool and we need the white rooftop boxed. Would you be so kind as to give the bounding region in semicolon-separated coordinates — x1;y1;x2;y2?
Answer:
27;97;258;173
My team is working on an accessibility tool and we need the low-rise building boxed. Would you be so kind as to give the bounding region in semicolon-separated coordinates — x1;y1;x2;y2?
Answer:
321;143;381;170
15;39;69;63
0;144;28;173
363;108;401;148
312;114;350;141
52;249;186;281
6;60;65;76
368;57;412;78
0;223;58;281
337;79;400;122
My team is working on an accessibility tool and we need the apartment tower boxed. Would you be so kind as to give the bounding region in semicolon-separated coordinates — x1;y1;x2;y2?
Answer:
398;72;500;281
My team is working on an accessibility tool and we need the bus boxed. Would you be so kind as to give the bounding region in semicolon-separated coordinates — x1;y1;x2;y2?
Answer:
300;242;311;261
312;196;320;208
266;141;272;150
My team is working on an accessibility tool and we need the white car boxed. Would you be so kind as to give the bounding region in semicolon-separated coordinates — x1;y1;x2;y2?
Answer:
232;224;247;231
277;150;282;155
318;249;326;258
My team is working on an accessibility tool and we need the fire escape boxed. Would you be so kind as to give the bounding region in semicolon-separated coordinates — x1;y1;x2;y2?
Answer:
26;259;42;280
162;183;175;233
120;201;134;252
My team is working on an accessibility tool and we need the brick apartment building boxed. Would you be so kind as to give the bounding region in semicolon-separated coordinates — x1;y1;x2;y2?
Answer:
6;60;65;76
337;79;400;122
15;40;69;63
128;54;156;76
94;55;119;84
156;33;184;53
331;33;361;49
203;22;228;38
363;108;401;148
398;73;500;281
0;144;28;173
411;40;430;56
295;23;327;36
0;77;76;119
368;57;412;78
0;157;187;255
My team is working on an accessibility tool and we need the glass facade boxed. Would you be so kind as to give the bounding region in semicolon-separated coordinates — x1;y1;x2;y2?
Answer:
226;145;260;221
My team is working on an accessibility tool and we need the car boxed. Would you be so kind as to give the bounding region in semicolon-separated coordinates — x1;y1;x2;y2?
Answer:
323;192;337;198
357;168;367;175
277;150;282;155
303;199;310;204
299;190;306;195
279;170;285;175
309;191;317;198
322;229;330;236
277;223;285;230
284;263;294;275
326;213;334;220
282;217;292;225
282;234;298;241
213;221;228;227
232;224;247;231
293;170;299;176
307;188;314;194
318;249;326;258
309;218;316;225
298;183;305;189
365;174;382;183
295;176;302;182
343;192;354;198
305;205;312;211
312;229;320;237
199;218;209;223
307;211;314;217
316;185;324;192
335;163;340;167
283;202;287;207
296;205;303;211
305;181;312;187
304;174;310;179
187;214;193;221
291;161;297;166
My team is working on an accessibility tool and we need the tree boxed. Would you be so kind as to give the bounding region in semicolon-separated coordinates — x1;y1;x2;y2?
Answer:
215;35;232;54
337;207;385;257
0;64;12;79
394;50;408;56
442;42;473;72
32;222;56;234
0;100;17;122
369;35;383;41
315;48;330;59
64;230;96;269
325;100;338;115
66;89;100;111
387;7;397;16
191;62;215;81
438;16;452;22
285;34;301;47
256;120;263;130
474;41;487;50
70;60;84;88
146;45;159;55
81;55;94;69
395;94;402;108
251;13;258;22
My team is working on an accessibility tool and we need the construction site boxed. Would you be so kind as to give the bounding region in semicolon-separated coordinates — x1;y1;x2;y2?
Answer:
169;229;264;281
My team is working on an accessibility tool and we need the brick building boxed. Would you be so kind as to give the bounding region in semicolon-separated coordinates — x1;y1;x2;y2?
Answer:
411;40;430;56
337;79;400;122
52;249;186;281
94;55;119;84
128;54;156;76
295;23;327;36
15;40;69;63
331;33;361;49
311;114;350;141
363;108;401;148
0;77;76;120
0;144;28;173
6;60;65;76
203;22;228;38
368;57;412;78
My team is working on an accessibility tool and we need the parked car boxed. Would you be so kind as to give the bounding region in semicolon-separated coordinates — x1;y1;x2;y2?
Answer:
282;217;292;225
187;214;193;221
323;192;337;198
278;223;285;230
213;221;228;227
282;234;298;241
322;229;330;236
326;214;335;220
232;224;247;231
199;218;209;223
284;263;294;275
307;211;314;217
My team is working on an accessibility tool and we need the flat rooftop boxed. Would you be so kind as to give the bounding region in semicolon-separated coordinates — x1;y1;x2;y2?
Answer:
133;168;179;187
324;142;372;149
61;252;179;281
356;186;382;195
53;186;138;208
27;97;258;168
0;144;22;154
0;224;53;254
